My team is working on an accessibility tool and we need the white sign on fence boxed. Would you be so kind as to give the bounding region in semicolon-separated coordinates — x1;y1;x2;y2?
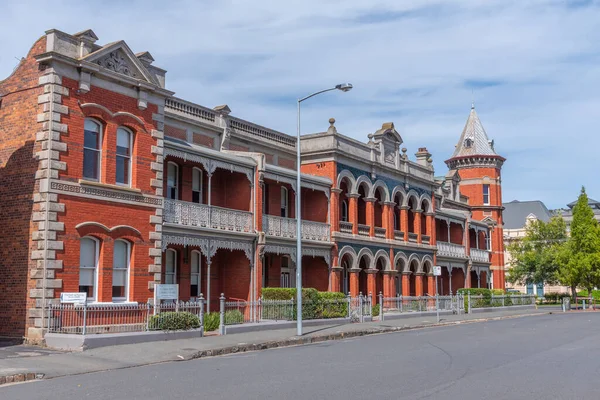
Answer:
155;284;179;300
433;266;442;276
60;292;87;304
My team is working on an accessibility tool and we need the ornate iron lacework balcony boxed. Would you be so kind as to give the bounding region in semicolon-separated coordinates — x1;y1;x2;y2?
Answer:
437;241;467;258
470;248;490;263
339;221;353;234
408;232;418;243
422;235;431;244
394;230;404;240
374;227;386;239
358;224;370;237
263;215;330;241
164;199;253;233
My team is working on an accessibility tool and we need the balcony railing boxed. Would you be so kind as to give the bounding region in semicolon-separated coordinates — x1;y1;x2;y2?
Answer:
408;232;418;243
422;235;431;245
470;248;490;263
164;199;253;233
263;215;330;241
394;230;404;241
339;221;353;234
374;227;386;239
437;241;466;258
358;224;370;237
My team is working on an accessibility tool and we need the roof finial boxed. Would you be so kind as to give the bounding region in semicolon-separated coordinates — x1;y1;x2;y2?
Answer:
471;89;475;110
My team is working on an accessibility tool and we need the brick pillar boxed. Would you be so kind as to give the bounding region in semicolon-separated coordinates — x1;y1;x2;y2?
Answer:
384;202;395;239
402;273;410;296
350;269;360;297
415;209;422;244
426;213;434;245
400;206;409;241
256;245;264;299
415;273;424;296
365;198;376;237
330;266;342;292
465;262;472;289
366;269;377;301
331;188;341;233
348;194;359;235
427;274;435;296
465;221;471;257
383;271;397;298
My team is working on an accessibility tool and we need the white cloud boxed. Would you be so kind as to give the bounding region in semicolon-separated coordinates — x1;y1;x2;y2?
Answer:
1;0;599;208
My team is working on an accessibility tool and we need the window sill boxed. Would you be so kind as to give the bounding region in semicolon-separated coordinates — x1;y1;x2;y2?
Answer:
79;179;142;194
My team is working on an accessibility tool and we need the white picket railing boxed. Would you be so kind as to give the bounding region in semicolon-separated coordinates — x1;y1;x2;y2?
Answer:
470;248;490;263
437;241;467;258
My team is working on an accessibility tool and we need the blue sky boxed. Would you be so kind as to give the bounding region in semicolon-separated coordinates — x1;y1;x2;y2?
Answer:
1;0;599;209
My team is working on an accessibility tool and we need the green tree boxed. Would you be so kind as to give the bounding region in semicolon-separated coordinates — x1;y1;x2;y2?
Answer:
507;216;567;288
557;187;600;297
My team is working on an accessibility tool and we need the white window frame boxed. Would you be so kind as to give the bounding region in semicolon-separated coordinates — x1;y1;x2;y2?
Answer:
83;118;102;181
341;200;348;222
190;250;201;298
280;186;288;218
165;249;177;284
192;167;203;204
280;256;293;288
79;236;99;302
112;239;130;302
483;184;490;205
116;127;133;187
167;162;179;200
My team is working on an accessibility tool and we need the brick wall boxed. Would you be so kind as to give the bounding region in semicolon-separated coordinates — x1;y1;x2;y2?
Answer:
164;124;186;141
0;37;46;337
193;132;214;148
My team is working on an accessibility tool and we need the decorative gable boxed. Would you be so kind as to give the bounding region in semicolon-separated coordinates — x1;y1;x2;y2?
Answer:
96;49;140;78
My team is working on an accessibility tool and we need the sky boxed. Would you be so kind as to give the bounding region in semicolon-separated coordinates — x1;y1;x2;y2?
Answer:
1;0;599;209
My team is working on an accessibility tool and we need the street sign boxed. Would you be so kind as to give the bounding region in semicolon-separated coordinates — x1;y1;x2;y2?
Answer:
433;266;442;276
60;292;87;304
155;284;178;300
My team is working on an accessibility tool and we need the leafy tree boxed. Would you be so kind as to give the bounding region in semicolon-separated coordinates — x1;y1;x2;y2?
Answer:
507;216;567;288
557;187;600;297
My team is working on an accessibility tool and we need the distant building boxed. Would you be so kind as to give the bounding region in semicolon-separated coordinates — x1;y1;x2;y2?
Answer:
558;197;600;229
503;200;569;295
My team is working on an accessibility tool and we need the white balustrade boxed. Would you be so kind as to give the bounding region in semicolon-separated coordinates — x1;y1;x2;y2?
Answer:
375;227;386;238
437;241;467;258
358;224;370;237
408;232;418;242
263;215;330;241
470;248;490;263
339;221;353;234
422;235;431;244
394;230;404;240
164;199;252;233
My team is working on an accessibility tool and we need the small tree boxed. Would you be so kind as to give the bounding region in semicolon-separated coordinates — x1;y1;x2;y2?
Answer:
557;187;600;297
506;216;567;288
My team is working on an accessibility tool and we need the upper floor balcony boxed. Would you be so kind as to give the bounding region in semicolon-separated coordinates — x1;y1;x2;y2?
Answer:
262;215;330;242
436;211;491;262
470;248;490;263
437;241;467;258
164;199;253;233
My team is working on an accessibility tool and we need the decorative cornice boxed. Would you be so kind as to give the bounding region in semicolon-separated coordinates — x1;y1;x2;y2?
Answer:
50;180;162;207
165;147;253;182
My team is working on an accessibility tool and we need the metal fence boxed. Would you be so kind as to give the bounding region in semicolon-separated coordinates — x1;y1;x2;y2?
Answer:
47;300;205;335
380;295;461;316
467;294;536;311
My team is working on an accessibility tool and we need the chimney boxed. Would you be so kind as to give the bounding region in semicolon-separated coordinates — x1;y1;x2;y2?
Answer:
415;147;431;167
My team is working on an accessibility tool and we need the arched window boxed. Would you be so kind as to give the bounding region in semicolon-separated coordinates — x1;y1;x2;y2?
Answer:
83;119;102;181
190;250;201;298
116;127;132;186
341;200;348;222
342;260;350;295
165;249;177;284
79;237;99;301
112;240;130;301
280;186;288;218
192;168;203;204
167;162;179;200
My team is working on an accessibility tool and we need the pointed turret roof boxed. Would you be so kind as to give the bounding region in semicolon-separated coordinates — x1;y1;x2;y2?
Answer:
450;104;498;158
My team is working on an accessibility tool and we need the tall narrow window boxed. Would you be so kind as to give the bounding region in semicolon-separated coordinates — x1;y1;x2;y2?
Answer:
280;256;291;288
341;200;348;222
79;237;98;301
192;168;203;204
483;184;490;205
263;183;269;214
165;249;177;284
83;119;102;181
342;261;350;295
190;251;201;297
167;162;178;200
112;240;130;301
116;128;132;186
280;186;288;217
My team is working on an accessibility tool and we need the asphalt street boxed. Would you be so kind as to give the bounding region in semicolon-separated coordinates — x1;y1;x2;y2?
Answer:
2;312;599;400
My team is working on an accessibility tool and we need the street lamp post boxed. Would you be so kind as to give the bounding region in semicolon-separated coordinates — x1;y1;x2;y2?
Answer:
296;83;353;336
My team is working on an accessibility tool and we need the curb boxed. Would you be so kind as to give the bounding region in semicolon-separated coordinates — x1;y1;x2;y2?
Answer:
0;373;44;386
184;311;548;361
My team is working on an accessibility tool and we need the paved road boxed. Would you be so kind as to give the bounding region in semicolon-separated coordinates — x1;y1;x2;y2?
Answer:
2;313;599;399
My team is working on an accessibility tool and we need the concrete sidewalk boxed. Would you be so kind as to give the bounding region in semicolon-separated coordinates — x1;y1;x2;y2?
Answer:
0;307;557;385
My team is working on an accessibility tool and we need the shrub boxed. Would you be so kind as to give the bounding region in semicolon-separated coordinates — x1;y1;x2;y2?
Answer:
318;292;348;318
203;312;220;332
148;311;200;331
261;289;349;320
372;304;380;317
224;310;244;325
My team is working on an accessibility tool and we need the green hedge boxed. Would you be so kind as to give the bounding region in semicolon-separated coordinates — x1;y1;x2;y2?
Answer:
577;290;600;300
261;289;347;320
542;292;572;303
148;311;200;331
203;312;220;332
224;310;244;325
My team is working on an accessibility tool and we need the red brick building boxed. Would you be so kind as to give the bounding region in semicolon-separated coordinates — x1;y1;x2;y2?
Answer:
0;29;504;340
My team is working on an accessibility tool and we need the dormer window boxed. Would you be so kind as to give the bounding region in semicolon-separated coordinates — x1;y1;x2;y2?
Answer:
464;138;473;148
